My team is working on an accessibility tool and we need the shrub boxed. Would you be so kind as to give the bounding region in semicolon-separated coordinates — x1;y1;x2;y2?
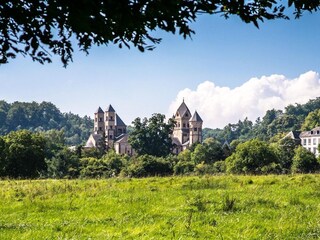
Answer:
123;155;173;177
212;161;226;173
173;161;194;175
226;139;279;174
291;146;319;173
194;162;215;175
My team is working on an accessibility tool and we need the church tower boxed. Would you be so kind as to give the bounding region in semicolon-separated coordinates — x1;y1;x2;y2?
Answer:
173;99;191;144
94;107;105;134
105;104;116;147
189;111;203;145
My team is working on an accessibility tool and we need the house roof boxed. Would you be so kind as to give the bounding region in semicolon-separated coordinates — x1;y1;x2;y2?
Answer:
95;106;104;114
283;131;301;140
115;114;126;126
105;104;115;112
190;111;203;122
222;140;231;149
291;131;301;139
176;100;191;118
300;126;320;138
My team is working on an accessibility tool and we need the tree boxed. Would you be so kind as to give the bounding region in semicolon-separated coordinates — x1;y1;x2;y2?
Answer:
124;155;173;177
173;149;194;175
1;1;319;66
0;137;6;176
291;146;319;173
0;130;46;178
226;139;280;174
129;113;175;157
301;109;320;131
191;137;224;164
271;137;300;173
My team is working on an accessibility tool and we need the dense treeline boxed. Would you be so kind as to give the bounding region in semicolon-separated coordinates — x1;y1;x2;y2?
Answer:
203;97;320;144
1;97;320;179
0;100;92;145
0;129;319;179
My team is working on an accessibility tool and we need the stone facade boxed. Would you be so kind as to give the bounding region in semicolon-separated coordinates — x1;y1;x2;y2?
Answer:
84;104;133;155
172;100;203;154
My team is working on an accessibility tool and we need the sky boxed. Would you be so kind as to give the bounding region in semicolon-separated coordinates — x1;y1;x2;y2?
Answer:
1;11;320;128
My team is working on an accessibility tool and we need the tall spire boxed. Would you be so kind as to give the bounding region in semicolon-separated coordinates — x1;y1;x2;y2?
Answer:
190;111;203;122
95;106;103;113
105;104;115;112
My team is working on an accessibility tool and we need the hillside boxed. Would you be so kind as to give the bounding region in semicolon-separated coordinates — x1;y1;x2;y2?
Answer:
203;97;320;144
0;101;92;145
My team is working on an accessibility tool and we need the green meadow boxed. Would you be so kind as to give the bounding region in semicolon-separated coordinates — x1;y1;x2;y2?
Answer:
1;175;320;239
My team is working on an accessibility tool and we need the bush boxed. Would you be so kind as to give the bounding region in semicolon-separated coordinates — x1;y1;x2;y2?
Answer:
194;162;215;175
212;161;226;173
226;139;279;174
79;151;128;178
123;155;173;177
173;161;194;175
79;157;109;178
291;146;319;173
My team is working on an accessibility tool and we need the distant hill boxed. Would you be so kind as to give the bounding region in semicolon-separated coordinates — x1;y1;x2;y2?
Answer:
0;100;93;145
203;97;320;144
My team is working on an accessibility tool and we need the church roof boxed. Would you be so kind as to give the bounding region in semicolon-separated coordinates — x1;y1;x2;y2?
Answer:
115;133;129;143
172;137;182;146
115;114;126;126
176;100;191;117
105;104;115;112
190;111;203;122
84;133;102;148
95;107;104;113
91;133;103;142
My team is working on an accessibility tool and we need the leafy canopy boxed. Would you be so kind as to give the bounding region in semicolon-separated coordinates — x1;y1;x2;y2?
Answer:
226;139;279;174
129;113;175;157
0;130;47;178
1;1;319;66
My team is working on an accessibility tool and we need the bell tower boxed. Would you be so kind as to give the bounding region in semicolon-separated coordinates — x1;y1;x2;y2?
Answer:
105;104;116;147
94;107;105;134
172;99;191;144
189;111;203;145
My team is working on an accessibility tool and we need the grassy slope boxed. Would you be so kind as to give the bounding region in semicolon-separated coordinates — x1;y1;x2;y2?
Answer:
1;175;320;239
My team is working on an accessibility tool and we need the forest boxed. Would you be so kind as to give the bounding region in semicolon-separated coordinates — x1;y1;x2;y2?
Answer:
0;100;92;145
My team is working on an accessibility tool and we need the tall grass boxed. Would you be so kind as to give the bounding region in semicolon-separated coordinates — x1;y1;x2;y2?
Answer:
1;175;320;239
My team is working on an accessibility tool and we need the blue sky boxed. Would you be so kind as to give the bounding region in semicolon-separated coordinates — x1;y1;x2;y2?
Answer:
1;11;320;128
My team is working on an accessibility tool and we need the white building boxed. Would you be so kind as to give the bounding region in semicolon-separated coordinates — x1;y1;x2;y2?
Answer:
300;126;320;157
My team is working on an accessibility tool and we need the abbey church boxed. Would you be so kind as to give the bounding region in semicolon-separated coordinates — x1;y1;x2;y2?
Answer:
84;104;134;155
172;100;203;153
85;101;203;155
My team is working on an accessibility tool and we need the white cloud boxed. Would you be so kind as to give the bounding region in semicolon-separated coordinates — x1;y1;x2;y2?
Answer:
168;71;320;128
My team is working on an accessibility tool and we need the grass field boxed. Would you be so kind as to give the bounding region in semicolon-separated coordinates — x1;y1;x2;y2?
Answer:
1;175;320;239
